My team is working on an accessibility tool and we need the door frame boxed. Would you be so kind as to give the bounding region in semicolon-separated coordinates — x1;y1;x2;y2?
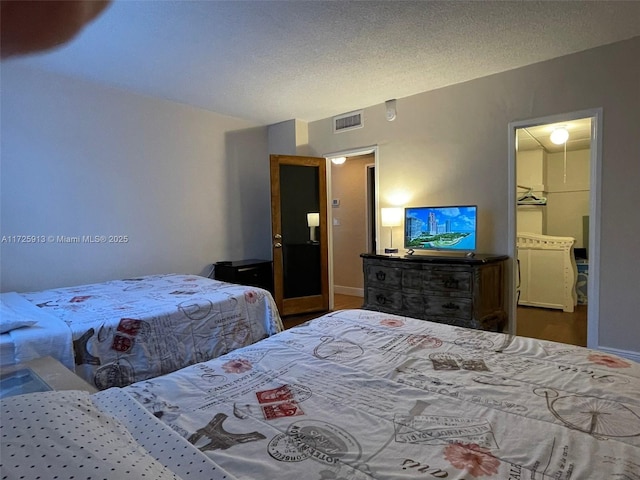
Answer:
270;154;329;316
365;163;377;253
324;145;379;310
507;108;603;348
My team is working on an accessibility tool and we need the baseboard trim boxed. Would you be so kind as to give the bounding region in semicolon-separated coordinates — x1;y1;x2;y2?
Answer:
333;285;364;297
596;345;640;363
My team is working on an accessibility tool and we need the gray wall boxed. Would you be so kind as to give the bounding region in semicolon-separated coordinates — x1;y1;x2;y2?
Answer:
307;37;640;357
1;37;638;358
1;64;272;292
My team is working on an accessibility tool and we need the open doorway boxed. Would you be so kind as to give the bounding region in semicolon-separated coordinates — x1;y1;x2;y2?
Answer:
326;146;379;310
508;109;602;348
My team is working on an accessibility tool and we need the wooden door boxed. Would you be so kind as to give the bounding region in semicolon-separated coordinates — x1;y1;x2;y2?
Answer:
270;155;329;316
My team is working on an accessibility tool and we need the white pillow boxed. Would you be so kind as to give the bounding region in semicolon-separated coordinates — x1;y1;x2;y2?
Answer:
0;303;37;333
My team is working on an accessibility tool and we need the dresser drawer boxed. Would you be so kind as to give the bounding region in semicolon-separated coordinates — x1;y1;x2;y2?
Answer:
402;293;424;316
425;295;472;319
401;268;425;292
366;287;402;310
365;264;402;288
425;268;472;293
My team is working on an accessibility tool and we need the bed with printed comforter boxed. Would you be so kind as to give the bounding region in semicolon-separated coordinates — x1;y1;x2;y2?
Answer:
2;308;638;479
0;273;282;389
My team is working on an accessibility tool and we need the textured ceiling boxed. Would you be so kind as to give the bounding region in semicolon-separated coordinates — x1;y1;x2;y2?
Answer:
7;1;640;125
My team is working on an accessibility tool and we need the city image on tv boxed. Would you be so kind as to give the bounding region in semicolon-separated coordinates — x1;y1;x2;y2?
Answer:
404;205;477;251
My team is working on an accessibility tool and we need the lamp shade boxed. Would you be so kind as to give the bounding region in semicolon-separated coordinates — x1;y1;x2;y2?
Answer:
380;207;402;227
307;212;320;227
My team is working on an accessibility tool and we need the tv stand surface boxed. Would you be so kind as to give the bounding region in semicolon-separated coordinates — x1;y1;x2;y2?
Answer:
394;252;505;264
360;253;508;331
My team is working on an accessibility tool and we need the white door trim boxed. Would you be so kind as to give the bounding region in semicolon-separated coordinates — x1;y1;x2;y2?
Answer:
324;146;379;310
507;108;602;348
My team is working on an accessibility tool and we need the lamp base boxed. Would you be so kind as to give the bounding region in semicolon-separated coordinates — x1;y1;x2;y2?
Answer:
384;248;398;254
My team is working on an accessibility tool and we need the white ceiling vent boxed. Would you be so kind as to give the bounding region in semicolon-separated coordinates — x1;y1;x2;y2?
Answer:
333;110;364;133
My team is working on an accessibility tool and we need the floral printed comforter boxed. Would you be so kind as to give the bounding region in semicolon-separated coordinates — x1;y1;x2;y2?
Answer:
120;308;640;479
18;274;283;389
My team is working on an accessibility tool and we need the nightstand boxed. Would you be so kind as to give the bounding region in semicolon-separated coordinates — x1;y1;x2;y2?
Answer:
1;356;97;398
213;259;273;293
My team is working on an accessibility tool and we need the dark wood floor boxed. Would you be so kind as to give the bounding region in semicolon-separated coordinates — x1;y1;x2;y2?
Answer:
516;304;587;346
282;294;588;347
281;294;363;329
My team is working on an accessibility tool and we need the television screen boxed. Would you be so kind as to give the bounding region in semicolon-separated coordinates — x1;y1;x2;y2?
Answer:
404;205;477;252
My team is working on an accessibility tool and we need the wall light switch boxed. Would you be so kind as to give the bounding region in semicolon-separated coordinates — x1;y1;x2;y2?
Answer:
333;218;340;226
332;199;340;207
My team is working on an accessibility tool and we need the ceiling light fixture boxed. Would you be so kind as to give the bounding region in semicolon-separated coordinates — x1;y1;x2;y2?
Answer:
331;157;346;165
550;127;569;145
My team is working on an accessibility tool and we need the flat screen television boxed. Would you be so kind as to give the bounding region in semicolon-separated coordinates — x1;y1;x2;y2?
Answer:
404;205;477;253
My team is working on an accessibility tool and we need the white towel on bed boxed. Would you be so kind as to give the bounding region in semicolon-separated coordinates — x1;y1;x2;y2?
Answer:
1;292;74;369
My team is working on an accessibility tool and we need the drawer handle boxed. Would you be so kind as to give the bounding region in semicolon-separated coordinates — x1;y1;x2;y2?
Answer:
375;294;388;305
443;277;459;289
442;302;460;310
375;271;386;281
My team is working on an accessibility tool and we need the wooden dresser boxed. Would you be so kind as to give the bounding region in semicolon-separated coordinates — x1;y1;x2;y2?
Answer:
361;253;508;332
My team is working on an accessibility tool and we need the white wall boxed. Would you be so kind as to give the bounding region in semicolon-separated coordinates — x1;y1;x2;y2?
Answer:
545;149;590;247
307;37;640;357
517;149;546;234
517;149;545;191
0;64;272;292
268;120;297;155
516;147;590;244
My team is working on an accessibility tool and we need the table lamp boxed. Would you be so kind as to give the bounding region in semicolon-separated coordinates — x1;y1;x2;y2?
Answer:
307;212;320;242
381;207;402;254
